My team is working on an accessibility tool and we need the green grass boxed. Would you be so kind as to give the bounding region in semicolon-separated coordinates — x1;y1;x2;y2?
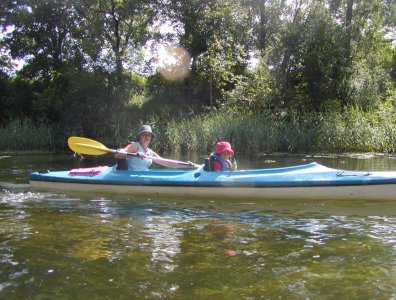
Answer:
2;102;396;154
0;118;63;151
160;103;396;154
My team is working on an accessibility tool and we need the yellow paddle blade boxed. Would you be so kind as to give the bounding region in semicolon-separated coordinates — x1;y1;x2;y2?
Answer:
67;137;113;156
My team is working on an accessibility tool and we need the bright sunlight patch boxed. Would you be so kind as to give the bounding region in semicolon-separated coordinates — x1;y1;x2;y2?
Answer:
157;45;191;82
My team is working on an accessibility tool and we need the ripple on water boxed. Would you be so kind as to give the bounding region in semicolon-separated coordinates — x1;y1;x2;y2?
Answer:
0;190;43;204
1;191;396;298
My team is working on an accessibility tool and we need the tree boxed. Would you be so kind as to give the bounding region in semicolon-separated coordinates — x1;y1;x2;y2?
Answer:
3;0;87;82
264;0;395;110
0;0;161;133
165;0;254;107
291;3;345;110
247;0;287;55
77;0;157;84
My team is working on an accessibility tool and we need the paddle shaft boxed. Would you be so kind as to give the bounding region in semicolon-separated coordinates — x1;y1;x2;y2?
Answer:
69;137;199;168
115;149;195;168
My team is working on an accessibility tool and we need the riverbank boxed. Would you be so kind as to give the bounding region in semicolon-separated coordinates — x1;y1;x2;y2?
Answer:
158;104;396;154
1;103;396;154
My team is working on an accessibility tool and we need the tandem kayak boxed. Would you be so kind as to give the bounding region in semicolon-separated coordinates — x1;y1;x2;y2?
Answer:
29;162;396;200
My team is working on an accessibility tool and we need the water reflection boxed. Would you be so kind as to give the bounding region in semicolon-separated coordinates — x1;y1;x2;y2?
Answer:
143;216;182;272
0;194;396;298
365;216;396;249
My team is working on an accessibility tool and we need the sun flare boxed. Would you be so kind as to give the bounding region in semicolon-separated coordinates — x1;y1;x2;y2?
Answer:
157;45;191;82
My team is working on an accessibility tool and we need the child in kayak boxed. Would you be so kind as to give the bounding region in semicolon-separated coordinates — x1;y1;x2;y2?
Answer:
208;141;237;171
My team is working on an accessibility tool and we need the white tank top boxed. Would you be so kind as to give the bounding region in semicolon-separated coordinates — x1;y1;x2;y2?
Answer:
126;143;153;171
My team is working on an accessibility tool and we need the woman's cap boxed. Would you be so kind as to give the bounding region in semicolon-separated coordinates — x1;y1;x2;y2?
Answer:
138;125;155;138
215;141;234;156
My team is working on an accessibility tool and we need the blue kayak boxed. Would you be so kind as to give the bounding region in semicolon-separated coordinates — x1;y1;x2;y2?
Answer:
29;162;396;200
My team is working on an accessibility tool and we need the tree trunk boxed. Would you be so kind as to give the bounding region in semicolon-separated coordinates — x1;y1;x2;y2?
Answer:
110;0;123;84
280;0;302;82
259;0;267;52
344;0;353;69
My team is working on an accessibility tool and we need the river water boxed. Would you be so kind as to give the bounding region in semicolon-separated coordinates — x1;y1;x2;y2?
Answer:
1;153;396;298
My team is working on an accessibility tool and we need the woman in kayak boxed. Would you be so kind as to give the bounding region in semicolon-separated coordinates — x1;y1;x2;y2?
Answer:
115;124;163;171
209;141;237;171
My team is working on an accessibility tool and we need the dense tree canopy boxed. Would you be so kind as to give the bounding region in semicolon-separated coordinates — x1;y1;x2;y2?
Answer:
0;0;395;137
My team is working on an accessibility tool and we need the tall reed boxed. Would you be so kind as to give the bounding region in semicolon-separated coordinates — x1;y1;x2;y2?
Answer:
3;103;396;155
162;103;396;154
0;118;63;151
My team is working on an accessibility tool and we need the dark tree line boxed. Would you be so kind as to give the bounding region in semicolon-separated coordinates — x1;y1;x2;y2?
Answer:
0;0;395;139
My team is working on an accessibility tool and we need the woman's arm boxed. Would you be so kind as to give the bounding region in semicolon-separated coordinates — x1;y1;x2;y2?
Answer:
150;151;171;167
150;151;188;168
114;143;138;159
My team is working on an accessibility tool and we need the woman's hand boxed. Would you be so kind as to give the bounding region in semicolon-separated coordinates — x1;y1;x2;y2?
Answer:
137;152;146;159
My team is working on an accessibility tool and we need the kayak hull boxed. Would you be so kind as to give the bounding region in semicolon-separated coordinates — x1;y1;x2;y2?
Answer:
29;162;396;200
28;180;396;200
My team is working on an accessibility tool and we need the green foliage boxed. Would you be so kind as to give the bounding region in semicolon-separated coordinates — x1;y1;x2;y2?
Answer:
348;37;395;108
0;71;10;124
0;0;395;154
0;118;63;151
4;0;86;82
0;77;38;123
164;103;396;154
270;2;347;110
77;0;157;82
224;58;273;110
167;0;255;107
2;104;396;154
